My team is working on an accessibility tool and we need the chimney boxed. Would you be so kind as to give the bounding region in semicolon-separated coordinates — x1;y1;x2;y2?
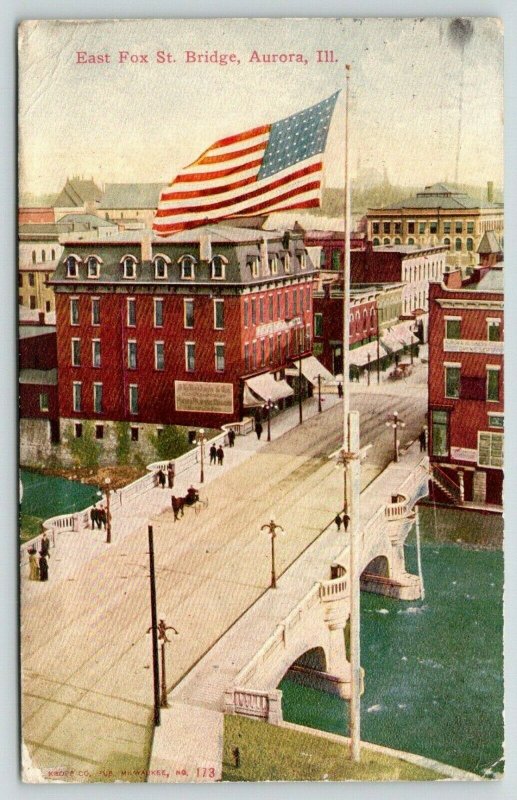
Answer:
140;231;153;262
260;237;268;272
487;181;494;204
199;232;212;262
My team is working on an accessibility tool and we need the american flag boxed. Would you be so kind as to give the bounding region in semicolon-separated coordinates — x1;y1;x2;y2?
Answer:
153;92;339;236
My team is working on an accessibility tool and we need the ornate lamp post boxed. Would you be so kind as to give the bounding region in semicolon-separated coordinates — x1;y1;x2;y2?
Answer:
261;520;284;589
98;477;112;543
196;428;207;483
151;615;179;708
263;398;277;442
385;410;406;462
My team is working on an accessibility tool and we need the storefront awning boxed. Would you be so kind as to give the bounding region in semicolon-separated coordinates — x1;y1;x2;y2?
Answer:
349;341;379;367
381;330;405;354
393;323;419;346
287;355;334;386
243;373;294;407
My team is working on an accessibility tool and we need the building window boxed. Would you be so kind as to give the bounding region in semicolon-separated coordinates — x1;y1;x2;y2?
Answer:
243;300;249;328
445;365;460;398
267;294;273;321
131;426;139;442
394;222;402;235
407;238;415;245
282;253;290;273
91;298;100;325
87;256;100;278
259;298;264;323
431;410;449;457
123;256;137;279
39;393;49;412
185;342;195;372
215;343;225;372
443;237;451;249
51;249;56;260
184;299;194;329
71;338;81;367
70;298;79;325
127;298;136;326
478;431;503;468
155;341;165;370
95;424;104;440
29;296;36;310
211;255;226;279
383;238;390;245
31;250;36;264
244;342;250;370
372;222;380;235
314;313;323;337
443;221;451;235
320;250;327;268
332;249;341;270
466;238;474;252
488;414;504;429
269;255;278;275
298;250;307;269
248;257;260;278
18;273;23;288
28;272;35;287
129;385;138;414
75;422;83;438
455;221;463;234
214;299;225;330
487;320;501;341
180;255;196;279
373;237;380;246
407;221;415;234
252;341;257;369
455;238;462;252
418;222;425;234
293;291;298;315
486;368;500;402
394;238;401;245
445;318;461;339
430;221;438;234
45;301;51;312
92;339;101;367
467;221;474;234
127;340;137;370
251;298;257;325
154;298;163;328
154;256;168;279
260;339;266;367
66;256;79;278
284;293;289;317
41;251;46;263
93;383;103;413
383;221;390;234
73;382;82;412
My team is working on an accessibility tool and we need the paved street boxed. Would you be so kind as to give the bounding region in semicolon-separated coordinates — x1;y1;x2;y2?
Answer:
21;365;427;781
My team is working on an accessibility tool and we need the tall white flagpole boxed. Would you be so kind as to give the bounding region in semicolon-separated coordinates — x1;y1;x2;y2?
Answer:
343;63;362;763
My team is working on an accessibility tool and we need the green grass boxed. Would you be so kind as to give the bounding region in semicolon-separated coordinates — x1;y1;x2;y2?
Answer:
20;514;43;544
222;715;440;781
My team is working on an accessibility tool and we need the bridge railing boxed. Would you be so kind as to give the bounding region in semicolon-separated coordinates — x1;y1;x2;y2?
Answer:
384;494;410;520
319;576;348;600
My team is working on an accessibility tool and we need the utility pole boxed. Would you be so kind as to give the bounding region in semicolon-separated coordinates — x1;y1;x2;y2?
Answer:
147;525;160;727
196;428;206;483
261;520;284;589
385;410;405;463
105;477;112;544
376;329;381;384
343;64;361;763
317;373;322;413
367;354;371;386
298;345;303;425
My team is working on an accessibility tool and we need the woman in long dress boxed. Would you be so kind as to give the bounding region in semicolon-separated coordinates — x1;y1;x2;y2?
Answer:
28;547;39;581
39;553;48;582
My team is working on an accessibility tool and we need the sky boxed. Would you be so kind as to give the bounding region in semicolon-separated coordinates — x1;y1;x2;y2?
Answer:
18;17;503;196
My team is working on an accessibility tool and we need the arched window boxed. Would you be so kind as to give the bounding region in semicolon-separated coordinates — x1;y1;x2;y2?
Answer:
178;255;196;280
121;254;138;279
153;254;170;279
443;237;451;250
373;238;380;246
394;237;401;245
383;238;390;245
41;250;46;263
363;310;368;330
407;237;414;245
455;238;462;252
51;249;56;260
267;255;278;276
31;250;36;264
87;255;102;278
298;250;307;269
282;253;290;273
211;254;227;279
65;255;81;278
466;238;474;252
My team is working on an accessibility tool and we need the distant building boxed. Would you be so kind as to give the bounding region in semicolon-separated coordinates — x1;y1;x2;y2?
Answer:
428;266;503;510
49;225;321;448
98;183;164;229
53;177;103;221
19;323;59;463
18;223;62;314
366;183;503;270
18;207;55;225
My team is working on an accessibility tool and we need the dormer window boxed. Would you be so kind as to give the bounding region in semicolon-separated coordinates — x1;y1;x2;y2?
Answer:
297;250;307;270
87;256;102;279
247;257;260;278
66;255;81;278
268;255;278;275
211;255;227;280
153;254;170;279
179;255;196;280
281;253;290;273
121;255;138;279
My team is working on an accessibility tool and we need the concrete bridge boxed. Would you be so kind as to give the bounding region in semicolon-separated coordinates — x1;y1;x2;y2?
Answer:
150;443;429;780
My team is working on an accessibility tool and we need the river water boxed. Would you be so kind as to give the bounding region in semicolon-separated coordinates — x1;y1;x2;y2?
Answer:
280;540;504;777
20;468;99;520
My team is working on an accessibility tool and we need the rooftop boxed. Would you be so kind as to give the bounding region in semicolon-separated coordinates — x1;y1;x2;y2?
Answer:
19;368;57;386
98;183;164;210
373;244;449;255
477;230;503;254
19;325;56;339
370;183;501;212
54;178;103;209
472;268;504;292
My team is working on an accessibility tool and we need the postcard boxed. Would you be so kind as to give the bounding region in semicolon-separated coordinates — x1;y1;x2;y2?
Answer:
18;17;504;783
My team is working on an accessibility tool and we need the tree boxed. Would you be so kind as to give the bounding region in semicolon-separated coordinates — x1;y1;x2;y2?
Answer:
66;421;101;470
115;421;131;465
149;425;190;461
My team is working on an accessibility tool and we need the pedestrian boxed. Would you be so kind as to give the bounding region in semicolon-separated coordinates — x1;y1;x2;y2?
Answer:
217;445;224;465
342;513;350;532
40;531;50;558
334;513;342;531
90;506;97;530
228;429;236;448
99;506;107;530
337;382;343;399
255;421;263;440
167;462;175;489
28;546;39;581
39;552;49;582
157;468;166;489
96;504;102;529
210;444;217;465
419;429;427;452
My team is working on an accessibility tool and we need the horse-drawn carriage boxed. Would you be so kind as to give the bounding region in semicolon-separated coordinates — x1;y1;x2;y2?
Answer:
171;486;208;520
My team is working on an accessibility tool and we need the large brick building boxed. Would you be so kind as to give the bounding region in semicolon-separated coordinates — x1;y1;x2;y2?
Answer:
50;225;318;442
428;266;504;510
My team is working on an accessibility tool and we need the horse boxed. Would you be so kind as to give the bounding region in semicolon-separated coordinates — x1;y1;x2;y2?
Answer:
171;495;185;521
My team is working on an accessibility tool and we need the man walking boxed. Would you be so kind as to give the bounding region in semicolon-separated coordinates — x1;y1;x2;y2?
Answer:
167;462;175;489
255;421;263;440
99;506;107;530
419;428;427;452
210;444;217;465
90;506;97;530
228;429;236;448
342;513;350;532
337;381;343;399
216;445;224;466
334;513;342;531
40;531;50;559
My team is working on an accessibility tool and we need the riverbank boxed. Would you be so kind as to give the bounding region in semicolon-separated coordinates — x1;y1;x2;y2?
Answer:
416;504;503;550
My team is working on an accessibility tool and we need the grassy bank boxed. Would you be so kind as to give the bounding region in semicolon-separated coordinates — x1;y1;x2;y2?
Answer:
222;715;440;781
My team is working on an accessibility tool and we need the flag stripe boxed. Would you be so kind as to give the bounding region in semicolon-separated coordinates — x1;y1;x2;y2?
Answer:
155;162;323;216
198;140;268;165
211;124;270;149
174;158;264;183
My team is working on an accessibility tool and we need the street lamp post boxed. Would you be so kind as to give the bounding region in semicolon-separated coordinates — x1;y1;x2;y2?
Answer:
367;354;371;387
385;410;406;462
261;520;284;589
155;616;178;708
298;347;303;426
104;477;112;544
317;373;322;413
263;398;276;442
196;428;206;484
